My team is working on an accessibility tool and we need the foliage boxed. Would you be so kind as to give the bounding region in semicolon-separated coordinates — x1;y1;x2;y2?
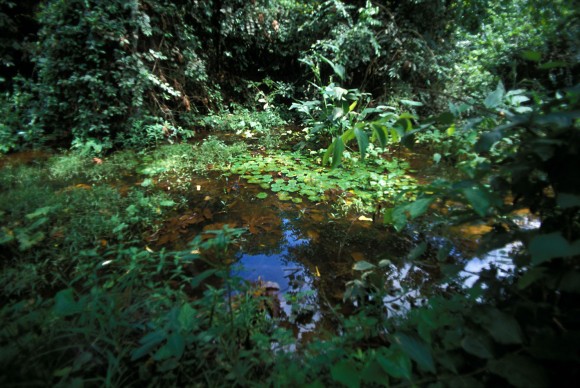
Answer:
449;0;579;96
290;72;419;168
0;78;42;153
228;148;416;209
382;80;580;385
0;160;174;297
198;105;287;149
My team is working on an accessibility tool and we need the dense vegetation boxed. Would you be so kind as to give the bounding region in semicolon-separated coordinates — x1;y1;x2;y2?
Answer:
1;0;579;386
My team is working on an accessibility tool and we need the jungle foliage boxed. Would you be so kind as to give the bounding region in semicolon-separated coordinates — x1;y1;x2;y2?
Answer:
1;0;579;386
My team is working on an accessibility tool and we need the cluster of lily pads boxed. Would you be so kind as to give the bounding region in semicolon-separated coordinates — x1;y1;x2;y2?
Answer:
225;150;418;209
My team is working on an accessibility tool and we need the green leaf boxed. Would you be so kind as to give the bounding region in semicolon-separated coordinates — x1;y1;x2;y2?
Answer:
323;136;345;169
446;124;456;136
408;197;435;219
354;127;369;160
331;107;345;121
529;232;580;265
489;354;548;387
475;130;503;152
461;187;494;217
360;360;389;385
435;111;455;125
190;269;218;288
178;303;197;330
477;307;523;345
461;332;494;359
54;288;80;317
371;123;388;148
400;99;423;107
319;55;346;81
393;333;436;373
433;153;441;164
353;261;376;271
521;50;542;62
377;351;412;380
408;242;427;261
25;206;55;219
348;100;358;112
256;192;268;199
517;267;546;289
484;82;505;108
557;193;580;208
159;200;176;207
539;61;568;69
331;360;360;388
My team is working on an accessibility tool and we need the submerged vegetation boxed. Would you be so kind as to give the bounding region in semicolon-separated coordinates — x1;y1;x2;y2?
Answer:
1;0;579;386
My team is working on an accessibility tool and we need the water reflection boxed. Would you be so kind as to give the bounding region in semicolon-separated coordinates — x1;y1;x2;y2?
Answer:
236;219;312;293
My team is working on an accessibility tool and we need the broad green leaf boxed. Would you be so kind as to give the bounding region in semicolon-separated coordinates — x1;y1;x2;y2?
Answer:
446;124;456;136
475;130;503;152
159;200;175;207
477;307;523;345
178;303;197;330
393;333;436;373
132;330;166;361
484;82;505;109
390;128;400;143
167;333;185;359
353;261;376;271
529;232;580;265
433;153;441;164
557;193;580;209
320;55;346;81
331;360;360;388
408;242;427;261
489;354;548;387
360;360;388;385
54;288;80;317
256;192;268;199
323;136;345;169
331;107;344;121
461;187;495;217
461;332;494;359
408;197;435;219
141;178;153;187
371;124;388;148
517;267;546;289
354;127;369;160
377;351;412;380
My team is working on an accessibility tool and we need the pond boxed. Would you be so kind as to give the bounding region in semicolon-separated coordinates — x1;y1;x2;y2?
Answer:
145;162;532;339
